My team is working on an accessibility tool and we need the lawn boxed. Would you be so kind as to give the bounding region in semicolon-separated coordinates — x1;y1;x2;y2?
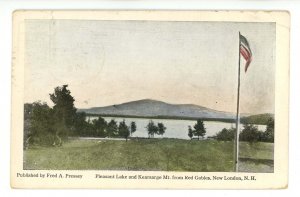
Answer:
239;141;274;173
23;138;273;172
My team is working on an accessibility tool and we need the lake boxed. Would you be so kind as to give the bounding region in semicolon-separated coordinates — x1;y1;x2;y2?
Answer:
88;116;267;140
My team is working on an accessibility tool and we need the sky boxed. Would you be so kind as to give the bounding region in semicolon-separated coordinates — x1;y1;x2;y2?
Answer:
24;20;275;114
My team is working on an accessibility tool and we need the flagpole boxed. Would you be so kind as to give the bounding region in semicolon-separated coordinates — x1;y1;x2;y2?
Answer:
234;32;241;172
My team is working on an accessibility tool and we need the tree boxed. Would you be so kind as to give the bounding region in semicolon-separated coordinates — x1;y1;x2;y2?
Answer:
146;120;158;138
264;118;274;142
92;117;107;137
26;101;55;147
239;124;260;142
214;128;235;141
119;120;130;141
157;123;166;137
49;85;77;145
24;103;34;120
72;112;88;136
193;119;206;140
188;126;194;140
107;119;118;137
24;103;34;148
130;121;137;136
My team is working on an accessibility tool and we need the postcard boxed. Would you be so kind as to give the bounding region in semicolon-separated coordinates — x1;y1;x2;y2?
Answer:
11;10;289;189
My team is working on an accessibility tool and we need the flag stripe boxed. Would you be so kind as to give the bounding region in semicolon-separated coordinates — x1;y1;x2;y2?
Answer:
245;58;252;72
241;43;252;55
240;48;248;60
240;45;251;61
239;34;252;72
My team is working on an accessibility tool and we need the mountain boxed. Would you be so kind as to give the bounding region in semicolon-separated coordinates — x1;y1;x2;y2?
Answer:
78;99;236;121
240;113;274;125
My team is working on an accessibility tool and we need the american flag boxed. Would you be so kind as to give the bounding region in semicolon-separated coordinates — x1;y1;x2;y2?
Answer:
240;34;252;72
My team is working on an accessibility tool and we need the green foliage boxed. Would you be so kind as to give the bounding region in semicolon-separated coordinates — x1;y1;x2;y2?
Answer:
260;118;274;142
25;85;77;147
107;119;118;137
239;123;275;143
146;120;158;138
50;85;77;129
24;103;34;146
130;121;137;136
118;120;130;141
214;127;235;141
188;126;193;140
192;119;206;140
157;122;166;137
92;117;107;137
72;112;89;136
216;118;274;143
24;103;34;120
27;101;56;146
239;124;262;142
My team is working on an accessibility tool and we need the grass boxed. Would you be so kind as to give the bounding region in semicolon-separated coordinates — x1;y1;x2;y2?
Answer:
238;141;274;173
239;141;273;160
24;139;273;172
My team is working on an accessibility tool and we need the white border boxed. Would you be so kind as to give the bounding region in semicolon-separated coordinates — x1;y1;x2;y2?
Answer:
0;0;299;196
11;10;289;190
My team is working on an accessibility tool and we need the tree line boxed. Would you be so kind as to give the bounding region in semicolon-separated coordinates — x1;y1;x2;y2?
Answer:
75;116;137;141
24;85;138;148
24;85;170;148
186;118;274;143
213;118;274;143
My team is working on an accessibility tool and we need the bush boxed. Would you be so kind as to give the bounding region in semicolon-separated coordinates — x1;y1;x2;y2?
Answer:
26;101;56;147
239;124;261;142
216;119;274;143
214;128;235;141
264;118;274;142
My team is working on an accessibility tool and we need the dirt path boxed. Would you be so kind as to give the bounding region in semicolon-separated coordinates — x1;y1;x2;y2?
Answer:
239;158;274;173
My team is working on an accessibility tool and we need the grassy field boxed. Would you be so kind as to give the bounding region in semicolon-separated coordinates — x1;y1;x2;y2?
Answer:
239;141;274;172
24;139;273;172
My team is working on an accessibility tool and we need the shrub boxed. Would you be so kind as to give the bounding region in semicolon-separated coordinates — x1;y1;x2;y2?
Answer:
239;124;260;142
214;128;235;141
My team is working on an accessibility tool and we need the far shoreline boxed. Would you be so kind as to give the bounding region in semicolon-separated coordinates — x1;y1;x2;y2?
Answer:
84;113;269;125
85;113;235;123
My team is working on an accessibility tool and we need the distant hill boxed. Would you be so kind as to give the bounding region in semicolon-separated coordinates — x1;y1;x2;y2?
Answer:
240;113;274;125
78;99;274;124
78;99;237;121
